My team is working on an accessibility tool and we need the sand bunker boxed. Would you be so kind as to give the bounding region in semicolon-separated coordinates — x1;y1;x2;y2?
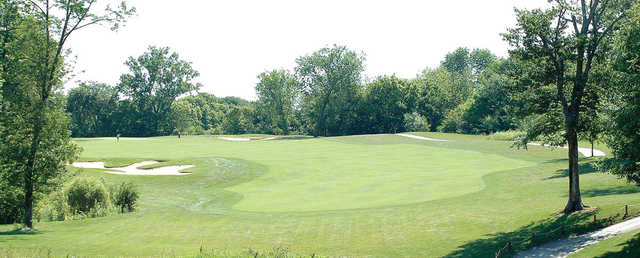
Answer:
527;143;605;157
72;161;193;175
396;133;449;142
218;137;251;142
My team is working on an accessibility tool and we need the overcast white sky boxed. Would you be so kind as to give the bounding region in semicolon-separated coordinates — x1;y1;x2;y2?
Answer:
66;0;548;100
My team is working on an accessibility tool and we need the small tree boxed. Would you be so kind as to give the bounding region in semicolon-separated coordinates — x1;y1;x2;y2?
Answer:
111;182;138;213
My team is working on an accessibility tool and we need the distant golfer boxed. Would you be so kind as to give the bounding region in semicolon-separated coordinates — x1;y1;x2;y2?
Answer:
178;131;181;139
116;133;121;143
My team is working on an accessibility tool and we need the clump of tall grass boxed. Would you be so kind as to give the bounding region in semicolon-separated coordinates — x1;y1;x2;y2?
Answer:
486;130;524;141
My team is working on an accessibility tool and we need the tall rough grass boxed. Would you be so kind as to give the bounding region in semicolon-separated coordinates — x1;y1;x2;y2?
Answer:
486;130;524;141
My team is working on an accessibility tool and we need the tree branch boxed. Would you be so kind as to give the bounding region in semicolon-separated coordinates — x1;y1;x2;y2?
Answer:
26;0;46;16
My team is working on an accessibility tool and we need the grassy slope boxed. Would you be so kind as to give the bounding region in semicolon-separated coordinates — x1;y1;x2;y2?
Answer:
1;133;639;257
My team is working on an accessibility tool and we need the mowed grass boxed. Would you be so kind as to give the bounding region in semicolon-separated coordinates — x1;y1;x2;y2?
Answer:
1;133;640;257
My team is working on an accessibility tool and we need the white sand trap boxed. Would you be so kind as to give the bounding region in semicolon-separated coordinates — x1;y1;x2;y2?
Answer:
516;215;640;257
72;161;193;175
218;137;251;142
262;137;279;141
527;143;606;157
396;133;449;142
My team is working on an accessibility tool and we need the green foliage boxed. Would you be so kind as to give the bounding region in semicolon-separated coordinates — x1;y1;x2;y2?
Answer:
64;177;109;214
0;180;23;224
486;130;525;141
222;105;255;135
118;46;201;136
295;45;365;137
171;99;203;135
110;182;139;213
403;112;429;132
503;0;633;212
412;68;450;130
599;2;640;184
255;70;298;135
438;99;470;133
35;178;139;222
0;2;82;225
362;75;408;133
36;190;70;222
67;82;119;137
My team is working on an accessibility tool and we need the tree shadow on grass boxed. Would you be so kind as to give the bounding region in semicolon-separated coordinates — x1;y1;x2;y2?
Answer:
579;186;640;198
0;228;42;236
596;232;640;257
443;210;619;257
545;161;599;180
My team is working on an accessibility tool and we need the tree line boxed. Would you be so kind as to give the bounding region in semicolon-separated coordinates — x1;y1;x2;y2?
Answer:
66;45;519;138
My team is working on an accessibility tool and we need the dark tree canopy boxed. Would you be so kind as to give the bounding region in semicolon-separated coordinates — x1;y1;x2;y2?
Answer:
67;82;119;137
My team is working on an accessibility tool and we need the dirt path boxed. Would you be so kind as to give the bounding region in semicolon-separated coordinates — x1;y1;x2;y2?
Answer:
72;161;193;175
516;216;640;257
527;143;606;157
396;133;449;142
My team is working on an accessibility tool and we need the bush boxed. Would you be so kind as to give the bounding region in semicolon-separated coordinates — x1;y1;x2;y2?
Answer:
438;105;467;133
111;182;139;213
403;112;430;132
486;130;525;141
35;178;139;222
36;191;71;222
64;177;109;214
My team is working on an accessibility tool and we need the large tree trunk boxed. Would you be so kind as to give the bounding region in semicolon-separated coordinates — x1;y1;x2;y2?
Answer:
564;121;584;213
23;173;34;228
23;109;44;228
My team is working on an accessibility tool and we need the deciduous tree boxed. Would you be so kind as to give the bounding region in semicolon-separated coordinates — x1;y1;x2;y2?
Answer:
295;45;364;137
118;46;201;136
503;0;633;213
255;70;298;135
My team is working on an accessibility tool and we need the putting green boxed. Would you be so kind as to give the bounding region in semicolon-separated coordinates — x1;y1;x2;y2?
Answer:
227;142;534;212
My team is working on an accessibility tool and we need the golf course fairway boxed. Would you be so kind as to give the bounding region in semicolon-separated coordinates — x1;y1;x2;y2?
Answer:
2;133;639;257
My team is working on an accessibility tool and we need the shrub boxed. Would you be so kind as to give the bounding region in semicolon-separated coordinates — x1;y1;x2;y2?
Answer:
64;177;109;214
403;112;430;132
438;105;467;133
486;130;525;141
111;182;139;213
36;191;71;222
